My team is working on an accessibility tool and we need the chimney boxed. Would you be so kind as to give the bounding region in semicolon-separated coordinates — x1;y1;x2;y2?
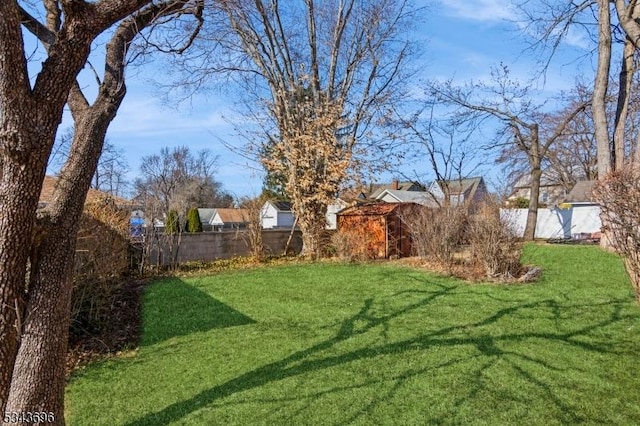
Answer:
392;179;399;190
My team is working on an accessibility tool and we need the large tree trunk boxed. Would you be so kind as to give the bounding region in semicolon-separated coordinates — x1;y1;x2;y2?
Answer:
613;37;635;170
7;78;124;423
594;0;614;250
594;0;612;178
294;200;328;258
524;163;542;241
0;160;48;412
5;219;77;424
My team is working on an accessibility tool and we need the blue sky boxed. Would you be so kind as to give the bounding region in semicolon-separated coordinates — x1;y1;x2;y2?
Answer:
59;0;592;199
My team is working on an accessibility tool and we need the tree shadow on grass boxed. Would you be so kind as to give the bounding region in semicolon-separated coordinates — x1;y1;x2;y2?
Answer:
127;278;634;425
141;279;255;347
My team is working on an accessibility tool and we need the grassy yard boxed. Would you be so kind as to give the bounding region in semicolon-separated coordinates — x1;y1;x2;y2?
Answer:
66;245;640;425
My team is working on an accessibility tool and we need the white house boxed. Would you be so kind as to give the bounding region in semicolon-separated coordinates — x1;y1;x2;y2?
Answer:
326;198;348;230
197;208;217;231
210;208;250;231
260;201;296;229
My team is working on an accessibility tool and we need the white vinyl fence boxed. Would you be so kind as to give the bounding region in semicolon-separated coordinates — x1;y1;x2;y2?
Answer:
501;206;601;239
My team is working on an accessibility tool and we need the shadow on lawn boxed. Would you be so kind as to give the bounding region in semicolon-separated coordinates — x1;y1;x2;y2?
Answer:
141;279;255;347
128;278;630;426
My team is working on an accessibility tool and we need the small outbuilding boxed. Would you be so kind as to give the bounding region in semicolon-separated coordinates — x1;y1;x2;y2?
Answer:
336;202;421;259
260;201;296;229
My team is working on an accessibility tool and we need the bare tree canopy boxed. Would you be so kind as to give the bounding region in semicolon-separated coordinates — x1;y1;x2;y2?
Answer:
430;65;588;240
174;0;419;256
134;145;233;216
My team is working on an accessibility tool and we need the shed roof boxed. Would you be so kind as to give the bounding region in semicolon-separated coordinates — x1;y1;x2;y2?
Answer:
268;201;292;212
197;208;217;224
215;208;250;223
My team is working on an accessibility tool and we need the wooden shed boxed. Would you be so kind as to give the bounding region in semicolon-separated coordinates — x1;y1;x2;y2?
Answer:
336;202;420;259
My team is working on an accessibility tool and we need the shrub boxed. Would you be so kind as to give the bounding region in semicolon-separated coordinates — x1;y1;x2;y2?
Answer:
165;209;180;234
331;229;375;261
594;167;640;302
71;198;130;336
511;196;530;208
468;203;522;279
186;207;203;233
400;206;468;272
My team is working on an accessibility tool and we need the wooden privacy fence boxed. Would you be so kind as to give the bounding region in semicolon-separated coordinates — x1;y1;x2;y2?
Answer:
146;229;303;265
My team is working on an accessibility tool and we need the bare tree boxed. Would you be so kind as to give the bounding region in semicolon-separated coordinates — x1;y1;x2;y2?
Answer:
397;101;481;206
49;132;131;197
177;0;417;257
431;65;587;240
1;0;202;419
134;146;231;215
134;146;231;267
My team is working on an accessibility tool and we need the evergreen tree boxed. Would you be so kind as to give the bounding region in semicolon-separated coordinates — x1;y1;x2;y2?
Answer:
186;207;203;232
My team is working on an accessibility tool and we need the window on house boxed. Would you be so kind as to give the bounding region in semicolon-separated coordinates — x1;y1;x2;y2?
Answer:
541;192;549;203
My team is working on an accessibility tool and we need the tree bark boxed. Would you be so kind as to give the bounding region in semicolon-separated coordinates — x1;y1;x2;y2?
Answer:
593;0;612;179
6;93;121;421
524;157;542;241
613;37;636;169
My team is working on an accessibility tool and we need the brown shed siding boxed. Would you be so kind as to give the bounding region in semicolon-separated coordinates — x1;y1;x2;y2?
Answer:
336;203;420;259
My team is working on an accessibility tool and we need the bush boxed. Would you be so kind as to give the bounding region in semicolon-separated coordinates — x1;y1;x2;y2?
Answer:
331;229;375;261
468;203;522;279
186;207;203;233
594;167;640;302
71;198;130;336
511;197;530;208
165;209;180;234
400;206;468;272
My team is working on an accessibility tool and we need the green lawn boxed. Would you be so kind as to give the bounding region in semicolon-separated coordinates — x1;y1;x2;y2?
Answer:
66;245;640;425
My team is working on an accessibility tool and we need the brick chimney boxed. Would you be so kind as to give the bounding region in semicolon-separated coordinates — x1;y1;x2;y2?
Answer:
392;179;399;190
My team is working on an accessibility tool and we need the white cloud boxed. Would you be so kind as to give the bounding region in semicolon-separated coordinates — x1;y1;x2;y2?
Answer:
108;97;232;138
440;0;517;22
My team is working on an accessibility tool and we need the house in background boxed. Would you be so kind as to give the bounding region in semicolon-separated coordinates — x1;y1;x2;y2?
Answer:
326;198;348;230
367;180;426;199
197;208;217;231
39;175;130;207
373;177;488;207
260;201;296;229
563;180;597;206
508;172;567;205
210;208;250;231
429;177;488;206
374;189;438;206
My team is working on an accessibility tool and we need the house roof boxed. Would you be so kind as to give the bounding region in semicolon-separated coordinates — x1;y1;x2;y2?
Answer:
197;208;217;224
513;171;561;189
437;177;483;196
368;181;425;199
268;201;293;212
564;180;597;203
215;208;250;223
40;175;130;206
375;189;440;207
